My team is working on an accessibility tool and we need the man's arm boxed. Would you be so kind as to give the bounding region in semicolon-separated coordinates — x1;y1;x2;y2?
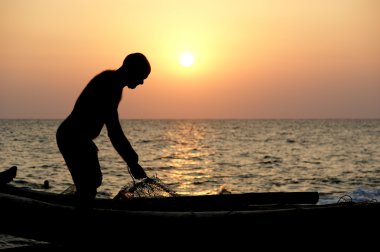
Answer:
105;111;147;179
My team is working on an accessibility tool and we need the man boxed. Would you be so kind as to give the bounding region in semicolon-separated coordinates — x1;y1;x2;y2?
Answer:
56;53;150;205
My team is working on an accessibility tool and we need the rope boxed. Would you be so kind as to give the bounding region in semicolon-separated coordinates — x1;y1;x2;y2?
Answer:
337;194;378;205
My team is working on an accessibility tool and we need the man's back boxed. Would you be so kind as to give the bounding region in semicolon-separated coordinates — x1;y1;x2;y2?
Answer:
66;70;122;140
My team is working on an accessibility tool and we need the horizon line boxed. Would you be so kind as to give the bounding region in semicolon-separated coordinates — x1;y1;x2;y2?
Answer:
0;117;379;120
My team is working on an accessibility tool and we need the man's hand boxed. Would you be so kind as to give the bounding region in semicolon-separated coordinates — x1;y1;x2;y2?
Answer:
128;163;147;180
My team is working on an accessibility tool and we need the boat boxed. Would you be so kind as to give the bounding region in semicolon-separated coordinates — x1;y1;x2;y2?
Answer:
0;167;379;248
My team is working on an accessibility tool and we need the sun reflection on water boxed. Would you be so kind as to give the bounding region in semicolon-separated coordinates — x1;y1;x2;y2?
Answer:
158;121;215;195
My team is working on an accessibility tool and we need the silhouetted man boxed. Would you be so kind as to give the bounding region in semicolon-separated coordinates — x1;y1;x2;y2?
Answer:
56;53;150;205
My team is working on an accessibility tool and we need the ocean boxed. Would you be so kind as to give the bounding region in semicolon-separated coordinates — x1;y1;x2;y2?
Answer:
1;119;380;248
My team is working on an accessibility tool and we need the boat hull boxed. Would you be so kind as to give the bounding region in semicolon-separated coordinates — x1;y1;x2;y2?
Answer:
1;188;379;247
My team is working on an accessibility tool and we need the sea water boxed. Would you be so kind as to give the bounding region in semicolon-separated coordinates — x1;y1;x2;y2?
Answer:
1;119;380;248
1;119;380;202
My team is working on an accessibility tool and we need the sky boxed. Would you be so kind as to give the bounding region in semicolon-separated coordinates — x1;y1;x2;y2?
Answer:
1;0;379;119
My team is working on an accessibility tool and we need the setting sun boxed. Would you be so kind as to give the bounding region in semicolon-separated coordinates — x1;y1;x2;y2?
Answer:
1;1;379;119
180;52;195;67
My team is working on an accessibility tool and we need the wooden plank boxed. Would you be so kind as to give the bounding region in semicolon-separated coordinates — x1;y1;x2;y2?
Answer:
102;191;319;210
0;183;319;211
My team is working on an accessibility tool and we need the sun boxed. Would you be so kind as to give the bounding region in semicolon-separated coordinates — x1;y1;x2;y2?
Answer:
180;52;195;67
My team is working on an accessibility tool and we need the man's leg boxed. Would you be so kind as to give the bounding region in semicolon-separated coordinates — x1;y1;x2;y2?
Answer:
59;142;102;207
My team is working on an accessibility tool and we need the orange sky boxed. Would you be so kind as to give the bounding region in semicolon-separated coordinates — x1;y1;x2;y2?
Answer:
1;0;379;119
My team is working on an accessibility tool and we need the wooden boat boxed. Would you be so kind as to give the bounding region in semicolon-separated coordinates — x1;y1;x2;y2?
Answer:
0;167;379;248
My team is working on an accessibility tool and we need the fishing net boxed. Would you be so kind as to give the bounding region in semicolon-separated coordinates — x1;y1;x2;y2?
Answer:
61;176;177;200
114;176;178;200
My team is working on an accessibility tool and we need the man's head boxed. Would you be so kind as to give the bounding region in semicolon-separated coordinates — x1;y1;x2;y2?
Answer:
120;53;151;89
